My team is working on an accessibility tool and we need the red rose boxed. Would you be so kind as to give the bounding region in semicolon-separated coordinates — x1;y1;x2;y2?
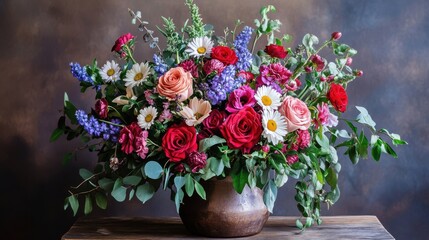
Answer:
210;46;238;65
327;83;348;112
111;33;134;53
264;44;288;59
220;107;262;153
202;109;227;135
162;123;198;162
95;98;109;119
118;122;141;154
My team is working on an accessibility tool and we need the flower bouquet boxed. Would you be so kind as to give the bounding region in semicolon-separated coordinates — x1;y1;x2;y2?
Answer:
53;0;406;232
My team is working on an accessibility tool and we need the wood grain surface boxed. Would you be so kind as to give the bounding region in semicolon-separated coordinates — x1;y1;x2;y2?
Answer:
62;215;394;239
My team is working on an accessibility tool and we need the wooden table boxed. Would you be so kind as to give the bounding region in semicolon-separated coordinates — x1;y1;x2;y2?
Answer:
62;216;394;239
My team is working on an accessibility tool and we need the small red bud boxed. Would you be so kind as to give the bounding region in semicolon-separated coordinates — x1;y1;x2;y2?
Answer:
320;76;327;82
262;145;270;153
304;66;312;73
331;32;342;41
355;70;363;77
328;75;335;82
346;57;353;66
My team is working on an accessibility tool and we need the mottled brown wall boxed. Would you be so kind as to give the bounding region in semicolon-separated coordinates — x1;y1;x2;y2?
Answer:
0;0;428;239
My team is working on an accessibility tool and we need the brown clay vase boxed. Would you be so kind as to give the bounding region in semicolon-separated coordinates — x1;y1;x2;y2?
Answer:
179;176;269;237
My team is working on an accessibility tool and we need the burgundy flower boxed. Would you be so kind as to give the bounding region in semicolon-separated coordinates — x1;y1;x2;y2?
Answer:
95;98;109;119
202;109;227;135
186;151;208;173
284;79;301;92
174;163;185;173
310;55;325;72
118;122;142;154
225;85;256;113
203;59;225;76
135;130;149;159
178;59;199;78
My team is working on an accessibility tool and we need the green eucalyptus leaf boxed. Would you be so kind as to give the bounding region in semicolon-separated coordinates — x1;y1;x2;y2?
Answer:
84;195;93;215
95;192;107;210
98;178;114;192
199;135;226;152
174;175;186;190
123;176;142;186
184;174;195;197
68;195;79;216
79;168;92;180
136;182;155;204
111;178;127;202
263;180;277;213
144;161;163;180
194;180;206;200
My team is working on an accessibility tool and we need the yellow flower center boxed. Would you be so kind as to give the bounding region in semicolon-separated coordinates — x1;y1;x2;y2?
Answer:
261;96;272;106
145;114;153;123
194;112;203;120
134;73;144;81
107;69;115;76
267;119;277;132
197;46;206;54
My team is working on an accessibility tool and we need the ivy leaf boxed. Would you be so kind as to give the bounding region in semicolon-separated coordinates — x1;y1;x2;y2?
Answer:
356;106;376;130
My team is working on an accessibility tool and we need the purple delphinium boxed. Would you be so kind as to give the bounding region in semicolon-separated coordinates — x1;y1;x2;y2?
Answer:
70;62;101;91
153;54;168;76
205;65;246;105
75;110;121;142
233;26;253;71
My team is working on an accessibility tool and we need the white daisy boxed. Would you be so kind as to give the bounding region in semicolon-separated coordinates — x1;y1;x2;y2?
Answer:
179;97;212;126
262;109;288;145
255;85;282;110
100;60;121;82
185;36;214;58
124;62;151;88
137;106;158;130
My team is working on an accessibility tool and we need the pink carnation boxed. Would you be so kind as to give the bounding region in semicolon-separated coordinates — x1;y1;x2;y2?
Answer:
296;130;311;149
144;90;155;105
316;103;338;128
284;79;301;92
203;59;225;76
225;85;256;113
111;33;134;53
158;102;173;122
257;63;292;86
178;59;199;78
135;130;149;159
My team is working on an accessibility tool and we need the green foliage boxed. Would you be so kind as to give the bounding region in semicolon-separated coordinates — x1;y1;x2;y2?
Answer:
184;0;207;38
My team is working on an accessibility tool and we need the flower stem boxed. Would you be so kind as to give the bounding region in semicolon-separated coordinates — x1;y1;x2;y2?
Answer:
99;119;125;127
124;45;138;64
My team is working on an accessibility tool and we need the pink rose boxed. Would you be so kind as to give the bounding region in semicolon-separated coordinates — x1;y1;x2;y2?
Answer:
225;85;256;113
156;67;194;102
279;96;311;132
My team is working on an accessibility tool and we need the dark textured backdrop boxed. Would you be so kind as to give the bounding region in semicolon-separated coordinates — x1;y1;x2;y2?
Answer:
0;0;428;239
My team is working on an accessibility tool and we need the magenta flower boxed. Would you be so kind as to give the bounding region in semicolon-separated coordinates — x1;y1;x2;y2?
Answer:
225;85;256;113
316;103;338;128
296;130;311;149
95;98;109;119
178;59;199;78
144;90;155;105
203;59;225;76
310;55;325;72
